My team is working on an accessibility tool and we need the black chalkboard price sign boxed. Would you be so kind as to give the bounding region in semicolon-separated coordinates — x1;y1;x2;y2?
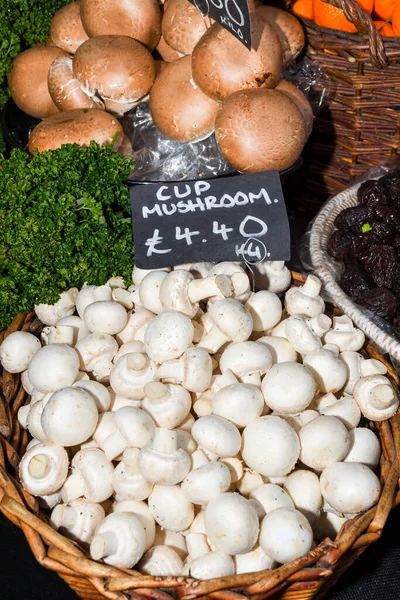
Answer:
130;171;291;269
189;0;251;49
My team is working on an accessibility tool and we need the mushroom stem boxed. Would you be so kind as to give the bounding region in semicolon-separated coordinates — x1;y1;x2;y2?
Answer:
302;275;322;297
186;533;210;559
51;504;77;530
28;454;51;478
372;384;395;409
198;326;229;354
188;275;232;304
193;322;204;344
152;428;178;454
90;531;119;561
332;316;354;331
127;353;148;371
103;430;127;462
144;381;167;402
309;314;331;337
122;448;140;476
155;360;181;384
61;472;86;503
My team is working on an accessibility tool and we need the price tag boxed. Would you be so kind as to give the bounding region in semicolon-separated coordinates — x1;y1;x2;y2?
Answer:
130;171;291;269
189;0;251;49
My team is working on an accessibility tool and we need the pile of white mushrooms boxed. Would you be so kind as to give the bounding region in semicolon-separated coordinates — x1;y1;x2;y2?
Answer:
1;260;398;579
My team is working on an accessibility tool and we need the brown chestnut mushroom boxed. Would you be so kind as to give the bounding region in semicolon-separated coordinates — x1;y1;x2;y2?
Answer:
28;108;123;154
50;1;89;54
149;55;220;143
256;6;305;68
154;35;183;62
8;47;68;118
80;0;161;51
191;14;283;101
276;79;313;138
48;56;105;111
215;89;307;173
73;35;156;116
162;0;212;56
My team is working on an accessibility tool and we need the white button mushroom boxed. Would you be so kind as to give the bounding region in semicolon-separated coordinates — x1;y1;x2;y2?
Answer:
208;262;251;302
320;396;361;430
324;316;365;352
19;442;69;496
197;299;253;354
75;284;112;319
340;351;386;395
261;362;316;414
72;380;111;413
155;347;213;393
259;507;313;564
344;428;381;470
285;315;322;355
190;262;217;279
353;375;399;421
116;307;155;345
181;461;231;505
211;384;264;427
242;416;300;477
245;291;283;332
153;528;188;559
102;406;156;461
83;300;127;335
142;382;191;428
90;512;146;568
144;311;194;363
235;545;276;574
249;484;294;517
314;511;348;541
138;428;191;486
41;324;75;346
112;499;156;551
0;331;41;373
132;266;171;286
257;335;297;365
236;469;265;497
75;333;118;381
320;462;381;514
204;492;259;555
148;485;194;532
138;270;169;314
252;261;291;294
139;546;184;576
283;470;322;529
35;288;78;326
41;387;98;446
61;447;114;503
191;415;241;458
56;315;89;344
219;341;272;385
303;344;348;394
274;410;319;433
183;551;235;579
28;344;80;393
308;314;332;338
284;275;325;318
109;352;157;400
113;448;153;502
298;416;350;471
26;394;52;442
51;499;105;544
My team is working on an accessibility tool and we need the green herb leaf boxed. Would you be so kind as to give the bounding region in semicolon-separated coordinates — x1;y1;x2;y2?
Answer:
362;223;373;233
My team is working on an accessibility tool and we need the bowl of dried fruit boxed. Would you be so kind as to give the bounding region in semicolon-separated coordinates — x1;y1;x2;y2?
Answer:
309;167;400;363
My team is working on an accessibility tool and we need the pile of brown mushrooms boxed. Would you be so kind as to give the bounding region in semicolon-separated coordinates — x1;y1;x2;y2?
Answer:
9;0;312;172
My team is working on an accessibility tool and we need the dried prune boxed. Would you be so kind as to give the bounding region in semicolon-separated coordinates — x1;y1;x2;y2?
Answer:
350;232;380;256
340;260;372;299
328;230;354;260
334;206;374;230
368;221;393;242
390;265;400;298
357;179;392;209
383;207;400;231
392;314;400;338
380;169;400;204
357;288;399;319
361;245;396;288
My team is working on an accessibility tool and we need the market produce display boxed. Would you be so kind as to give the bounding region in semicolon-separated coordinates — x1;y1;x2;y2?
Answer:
327;168;400;337
5;0;314;173
1;262;397;578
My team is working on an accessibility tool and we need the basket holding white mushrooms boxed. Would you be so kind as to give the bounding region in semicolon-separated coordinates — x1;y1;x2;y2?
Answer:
0;262;398;580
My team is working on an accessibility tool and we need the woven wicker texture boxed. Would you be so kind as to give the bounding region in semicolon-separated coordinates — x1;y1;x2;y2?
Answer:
286;0;400;213
0;273;399;600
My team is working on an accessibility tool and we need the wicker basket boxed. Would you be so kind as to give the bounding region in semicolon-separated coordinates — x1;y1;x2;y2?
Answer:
0;274;399;600
286;0;400;214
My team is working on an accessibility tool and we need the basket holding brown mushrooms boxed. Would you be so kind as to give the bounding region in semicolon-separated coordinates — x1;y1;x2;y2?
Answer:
7;0;313;174
0;261;398;578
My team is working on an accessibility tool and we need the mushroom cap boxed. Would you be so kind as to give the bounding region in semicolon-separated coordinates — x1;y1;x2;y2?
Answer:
245;291;283;332
154;35;183;62
72;380;111;412
184;551;235;580
344;427;381;470
283;470;322;528
149;56;220;143
215;88;307;173
28;344;80;393
191;415;241;458
320;396;361;430
209;299;253;342
19;442;69;496
261;362;316;414
142;383;191;429
235;545;276;574
211;384;264;428
320;462;381;514
178;348;213;392
92;512;146;568
51;498;105;543
0;331;41;373
41;387;98;446
115;406;156;447
83;300;128;335
28;109;123;154
144;311;194;363
158;269;195;316
191;16;283;101
181;461;231;505
299;416;350;471
71;447;114;501
241;416;300;477
139;545;184;576
148;484;194;531
256;6;305;68
303;348;348;394
73;35;156;105
257;335;298;365
80;0;161;50
219;341;272;377
276;79;313;137
8;46;67;118
112;499;156;551
48;56;105;111
162;0;212;55
353;374;399;421
204;493;259;555
249;483;294;516
139;270;168;314
75;332;118;371
50;1;89;54
259;507;313;564
113;458;153;502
